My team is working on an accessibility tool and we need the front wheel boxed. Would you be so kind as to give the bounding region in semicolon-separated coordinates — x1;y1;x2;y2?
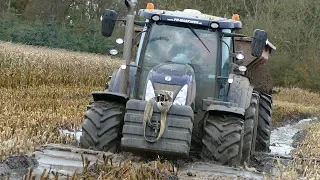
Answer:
80;101;125;151
202;114;243;166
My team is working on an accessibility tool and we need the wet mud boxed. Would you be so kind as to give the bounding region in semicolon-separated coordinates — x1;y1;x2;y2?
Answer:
0;155;38;180
0;118;316;179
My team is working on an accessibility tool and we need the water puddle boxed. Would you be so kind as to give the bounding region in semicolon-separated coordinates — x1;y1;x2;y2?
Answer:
59;129;82;141
269;118;312;155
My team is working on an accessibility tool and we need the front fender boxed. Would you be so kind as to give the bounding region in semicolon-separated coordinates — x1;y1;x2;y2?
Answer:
109;62;137;96
92;91;129;104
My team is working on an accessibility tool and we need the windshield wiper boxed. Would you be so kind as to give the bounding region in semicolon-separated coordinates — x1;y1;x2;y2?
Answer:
187;23;210;52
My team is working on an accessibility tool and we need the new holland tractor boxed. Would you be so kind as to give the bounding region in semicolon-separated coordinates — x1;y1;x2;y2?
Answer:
80;0;276;166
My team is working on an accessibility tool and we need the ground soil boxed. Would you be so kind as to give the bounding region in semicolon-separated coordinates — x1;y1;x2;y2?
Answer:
0;118;314;180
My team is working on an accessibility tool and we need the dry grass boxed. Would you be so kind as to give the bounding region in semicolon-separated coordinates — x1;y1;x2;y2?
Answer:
1;41;320;179
0;41;121;88
272;87;320;125
0;41;122;159
0;85;98;159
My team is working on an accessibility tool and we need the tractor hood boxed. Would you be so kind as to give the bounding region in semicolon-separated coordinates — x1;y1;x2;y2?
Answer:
149;63;194;86
145;63;196;105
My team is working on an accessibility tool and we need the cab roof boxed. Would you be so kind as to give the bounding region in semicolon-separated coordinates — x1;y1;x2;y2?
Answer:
138;9;242;29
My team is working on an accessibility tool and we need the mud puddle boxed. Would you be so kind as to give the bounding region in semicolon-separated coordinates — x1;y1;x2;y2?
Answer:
269;118;313;155
59;129;81;142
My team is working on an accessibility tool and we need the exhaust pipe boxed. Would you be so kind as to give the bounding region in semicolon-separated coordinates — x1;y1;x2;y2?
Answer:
120;0;138;95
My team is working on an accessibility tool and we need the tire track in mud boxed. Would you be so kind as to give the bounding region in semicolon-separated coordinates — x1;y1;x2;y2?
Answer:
0;118;314;179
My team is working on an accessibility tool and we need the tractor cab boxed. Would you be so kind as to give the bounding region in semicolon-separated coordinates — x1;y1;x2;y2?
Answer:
106;6;248;111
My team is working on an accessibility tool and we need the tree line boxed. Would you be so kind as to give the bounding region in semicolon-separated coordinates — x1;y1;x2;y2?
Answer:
0;0;319;90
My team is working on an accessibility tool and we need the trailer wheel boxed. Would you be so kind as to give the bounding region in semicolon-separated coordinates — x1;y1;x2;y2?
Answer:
80;101;124;151
202;114;243;166
241;95;258;163
255;93;272;152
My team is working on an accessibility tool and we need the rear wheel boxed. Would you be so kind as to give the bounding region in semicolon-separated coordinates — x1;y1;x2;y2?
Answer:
80;101;125;151
202;114;243;166
241;95;258;164
255;93;272;152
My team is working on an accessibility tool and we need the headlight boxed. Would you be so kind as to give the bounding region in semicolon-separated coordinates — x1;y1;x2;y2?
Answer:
173;84;188;105
145;80;155;101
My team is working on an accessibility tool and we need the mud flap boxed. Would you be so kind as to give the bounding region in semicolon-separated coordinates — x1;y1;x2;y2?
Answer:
121;99;194;157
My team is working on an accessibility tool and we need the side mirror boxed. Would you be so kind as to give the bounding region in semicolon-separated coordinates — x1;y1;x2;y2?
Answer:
251;29;267;57
101;9;118;37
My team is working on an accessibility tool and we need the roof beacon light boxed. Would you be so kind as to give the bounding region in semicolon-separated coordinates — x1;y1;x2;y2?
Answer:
232;14;240;21
146;3;155;10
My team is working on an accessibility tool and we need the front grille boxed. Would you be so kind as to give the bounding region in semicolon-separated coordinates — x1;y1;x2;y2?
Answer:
153;83;181;96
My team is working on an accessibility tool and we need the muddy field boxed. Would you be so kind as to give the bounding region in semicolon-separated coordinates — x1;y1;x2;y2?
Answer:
0;118;316;180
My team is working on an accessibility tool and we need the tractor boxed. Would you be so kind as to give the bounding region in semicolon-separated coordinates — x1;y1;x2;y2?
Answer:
80;0;276;166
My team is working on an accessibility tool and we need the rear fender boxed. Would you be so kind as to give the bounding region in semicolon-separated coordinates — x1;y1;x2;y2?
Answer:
202;74;252;117
227;74;253;110
203;99;245;116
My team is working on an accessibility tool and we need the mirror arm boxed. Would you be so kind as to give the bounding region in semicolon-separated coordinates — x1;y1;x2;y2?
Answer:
115;18;126;22
113;19;144;26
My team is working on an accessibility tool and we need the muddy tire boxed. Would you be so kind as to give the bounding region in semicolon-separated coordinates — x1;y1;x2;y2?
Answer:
255;93;272;152
241;95;258;164
202;115;243;166
80;101;125;151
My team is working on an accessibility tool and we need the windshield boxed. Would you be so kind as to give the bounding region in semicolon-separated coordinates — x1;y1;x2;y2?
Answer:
136;22;218;102
142;22;217;70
